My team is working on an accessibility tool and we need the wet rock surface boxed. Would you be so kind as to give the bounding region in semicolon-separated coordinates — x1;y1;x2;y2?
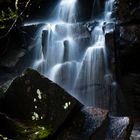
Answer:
42;22;91;61
106;116;130;140
55;23;91;39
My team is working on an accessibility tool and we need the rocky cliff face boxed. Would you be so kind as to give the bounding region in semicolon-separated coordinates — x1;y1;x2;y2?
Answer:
111;0;140;116
104;0;140;138
113;0;140;22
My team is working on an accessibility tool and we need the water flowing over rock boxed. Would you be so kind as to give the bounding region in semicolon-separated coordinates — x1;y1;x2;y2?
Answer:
1;0;139;139
32;0;120;114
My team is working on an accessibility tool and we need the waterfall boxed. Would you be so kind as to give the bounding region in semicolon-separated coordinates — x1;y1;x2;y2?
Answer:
57;0;77;23
32;0;116;110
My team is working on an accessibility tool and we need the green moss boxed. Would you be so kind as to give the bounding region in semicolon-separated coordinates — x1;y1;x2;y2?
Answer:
13;122;53;140
29;126;52;140
0;8;18;29
0;115;53;140
0;8;18;22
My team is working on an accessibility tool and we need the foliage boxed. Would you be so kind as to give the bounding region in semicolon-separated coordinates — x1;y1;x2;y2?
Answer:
0;7;18;29
15;123;53;140
3;119;53;140
0;0;43;29
0;8;18;22
0;0;26;29
28;126;53;140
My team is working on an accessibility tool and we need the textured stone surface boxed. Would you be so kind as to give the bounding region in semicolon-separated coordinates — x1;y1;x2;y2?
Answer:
0;68;82;139
55;107;109;140
106;116;130;140
113;0;140;22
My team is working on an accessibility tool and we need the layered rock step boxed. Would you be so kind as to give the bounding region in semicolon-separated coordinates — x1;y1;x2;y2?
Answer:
0;20;90;84
41;22;92;63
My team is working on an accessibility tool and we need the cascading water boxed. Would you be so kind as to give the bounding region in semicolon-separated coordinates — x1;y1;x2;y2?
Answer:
74;0;115;107
33;0;116;110
57;0;77;22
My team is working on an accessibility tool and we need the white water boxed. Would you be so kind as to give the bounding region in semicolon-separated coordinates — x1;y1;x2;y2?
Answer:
32;0;115;109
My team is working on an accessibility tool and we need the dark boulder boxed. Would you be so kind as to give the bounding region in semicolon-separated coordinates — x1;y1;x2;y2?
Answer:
105;116;130;140
55;107;108;140
0;24;44;84
0;68;82;139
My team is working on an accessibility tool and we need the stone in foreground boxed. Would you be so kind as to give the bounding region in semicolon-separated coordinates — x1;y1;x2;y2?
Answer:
55;107;109;140
106;116;130;140
0;68;82;139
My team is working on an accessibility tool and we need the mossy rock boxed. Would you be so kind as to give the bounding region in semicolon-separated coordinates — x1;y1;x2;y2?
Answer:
0;112;52;140
0;68;82;139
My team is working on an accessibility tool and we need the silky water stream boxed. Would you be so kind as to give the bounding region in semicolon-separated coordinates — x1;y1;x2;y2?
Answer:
32;0;118;111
